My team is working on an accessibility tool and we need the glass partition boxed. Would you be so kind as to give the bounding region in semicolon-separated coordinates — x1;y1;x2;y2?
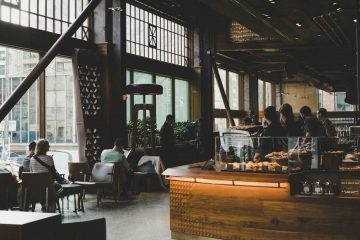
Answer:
214;136;360;174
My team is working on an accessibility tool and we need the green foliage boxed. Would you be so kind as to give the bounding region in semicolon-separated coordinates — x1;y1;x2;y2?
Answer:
127;117;158;147
173;121;200;142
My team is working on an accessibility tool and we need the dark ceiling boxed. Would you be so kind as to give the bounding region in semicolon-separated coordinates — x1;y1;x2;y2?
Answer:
137;0;359;92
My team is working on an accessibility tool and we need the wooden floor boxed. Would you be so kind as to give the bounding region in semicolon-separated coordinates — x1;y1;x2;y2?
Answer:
61;192;171;240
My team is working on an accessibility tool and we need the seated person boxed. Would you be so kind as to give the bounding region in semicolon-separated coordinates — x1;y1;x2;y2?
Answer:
254;106;285;162
30;139;56;174
21;141;36;173
101;138;133;196
29;138;62;212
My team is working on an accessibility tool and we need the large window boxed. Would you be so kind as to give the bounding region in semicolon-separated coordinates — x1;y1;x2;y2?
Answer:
213;68;248;129
126;2;190;67
0;0;90;40
0;45;77;164
0;46;39;158
126;69;190;129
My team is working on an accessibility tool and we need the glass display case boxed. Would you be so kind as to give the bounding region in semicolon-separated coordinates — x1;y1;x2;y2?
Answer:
214;135;360;174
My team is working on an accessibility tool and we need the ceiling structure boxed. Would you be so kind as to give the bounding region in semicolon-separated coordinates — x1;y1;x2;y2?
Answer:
136;0;359;92
202;0;359;92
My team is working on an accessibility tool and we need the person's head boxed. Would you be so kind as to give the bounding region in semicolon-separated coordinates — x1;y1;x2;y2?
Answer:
113;138;124;151
35;139;50;155
317;108;327;121
166;114;175;125
264;106;278;124
28;141;36;152
279;103;294;125
299;106;312;119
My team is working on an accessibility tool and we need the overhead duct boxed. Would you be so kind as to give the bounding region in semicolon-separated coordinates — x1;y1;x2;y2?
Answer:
313;10;347;47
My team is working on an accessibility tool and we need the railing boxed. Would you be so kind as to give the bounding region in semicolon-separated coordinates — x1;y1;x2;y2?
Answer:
0;0;102;122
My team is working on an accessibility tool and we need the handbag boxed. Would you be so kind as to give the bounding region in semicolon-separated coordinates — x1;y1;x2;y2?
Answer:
32;155;69;184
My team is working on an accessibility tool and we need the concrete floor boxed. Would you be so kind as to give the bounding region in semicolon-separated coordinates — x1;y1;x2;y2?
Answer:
61;192;171;240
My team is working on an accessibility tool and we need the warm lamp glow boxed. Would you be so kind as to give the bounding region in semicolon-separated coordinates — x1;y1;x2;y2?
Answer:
196;178;234;185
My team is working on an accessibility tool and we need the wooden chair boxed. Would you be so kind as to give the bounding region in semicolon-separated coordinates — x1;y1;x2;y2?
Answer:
59;218;106;240
68;162;91;182
0;172;12;210
75;162;117;207
21;172;60;213
68;162;91;199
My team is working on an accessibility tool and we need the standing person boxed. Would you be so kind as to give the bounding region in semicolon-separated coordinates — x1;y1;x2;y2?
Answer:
160;114;175;167
279;103;302;137
253;106;286;162
317;108;337;137
299;106;326;137
21;141;36;174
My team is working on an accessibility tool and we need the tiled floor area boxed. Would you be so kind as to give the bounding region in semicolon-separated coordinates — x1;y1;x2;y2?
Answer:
61;192;171;240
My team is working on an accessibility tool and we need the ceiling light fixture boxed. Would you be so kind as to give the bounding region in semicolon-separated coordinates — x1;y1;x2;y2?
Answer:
295;36;300;40
295;22;302;27
354;19;358;23
332;2;338;5
336;7;342;11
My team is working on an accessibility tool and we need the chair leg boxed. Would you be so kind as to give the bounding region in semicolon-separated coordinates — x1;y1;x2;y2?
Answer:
56;200;61;214
96;189;101;207
23;188;28;211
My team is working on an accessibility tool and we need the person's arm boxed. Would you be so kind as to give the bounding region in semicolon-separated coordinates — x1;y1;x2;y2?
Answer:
120;154;131;171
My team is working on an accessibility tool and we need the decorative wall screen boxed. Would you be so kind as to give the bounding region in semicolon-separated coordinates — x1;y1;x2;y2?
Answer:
72;49;105;165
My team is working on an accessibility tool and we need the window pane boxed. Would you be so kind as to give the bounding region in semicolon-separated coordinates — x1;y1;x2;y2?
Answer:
175;79;189;122
126;70;131;123
156;75;172;129
214;69;226;109
214;118;227;132
243;75;250;110
133;71;153;120
319;90;335;111
45;57;76;145
335;92;353;111
265;82;272;107
258;80;264;111
229;71;239;110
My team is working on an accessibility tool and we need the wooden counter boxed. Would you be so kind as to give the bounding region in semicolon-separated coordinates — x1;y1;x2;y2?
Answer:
163;165;360;240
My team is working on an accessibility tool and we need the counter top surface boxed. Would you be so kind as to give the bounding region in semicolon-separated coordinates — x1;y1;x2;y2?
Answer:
163;162;289;183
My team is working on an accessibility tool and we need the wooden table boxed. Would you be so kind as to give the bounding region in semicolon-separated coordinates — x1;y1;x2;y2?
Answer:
0;211;61;240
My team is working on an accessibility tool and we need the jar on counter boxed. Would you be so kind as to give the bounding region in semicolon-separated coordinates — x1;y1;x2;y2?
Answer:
313;179;323;195
301;179;311;195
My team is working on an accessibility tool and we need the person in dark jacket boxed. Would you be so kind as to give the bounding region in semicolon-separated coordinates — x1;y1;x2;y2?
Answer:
299;106;326;137
160;114;175;167
279;103;302;137
317;108;337;137
254;106;286;162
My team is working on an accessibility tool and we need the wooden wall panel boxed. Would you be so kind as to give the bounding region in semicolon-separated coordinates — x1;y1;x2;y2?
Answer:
170;180;360;240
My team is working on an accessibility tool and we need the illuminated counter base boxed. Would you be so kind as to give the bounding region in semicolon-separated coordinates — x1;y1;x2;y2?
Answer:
163;167;360;240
